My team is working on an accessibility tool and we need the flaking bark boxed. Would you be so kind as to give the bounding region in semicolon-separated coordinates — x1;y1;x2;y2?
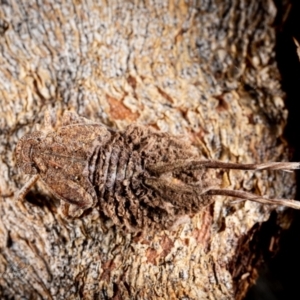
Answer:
0;1;296;299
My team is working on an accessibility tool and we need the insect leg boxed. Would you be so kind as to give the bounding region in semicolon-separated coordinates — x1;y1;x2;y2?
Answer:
16;175;39;201
147;160;300;174
144;177;215;197
206;189;300;210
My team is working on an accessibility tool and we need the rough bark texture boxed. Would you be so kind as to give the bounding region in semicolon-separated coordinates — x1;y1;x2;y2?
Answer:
0;1;296;299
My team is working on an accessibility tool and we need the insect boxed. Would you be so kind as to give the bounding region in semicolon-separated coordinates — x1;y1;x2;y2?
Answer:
15;111;300;232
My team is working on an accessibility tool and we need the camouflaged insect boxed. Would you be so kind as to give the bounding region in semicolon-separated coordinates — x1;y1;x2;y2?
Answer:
15;112;300;232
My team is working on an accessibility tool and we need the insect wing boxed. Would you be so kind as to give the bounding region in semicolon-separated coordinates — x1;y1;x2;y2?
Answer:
57;124;111;146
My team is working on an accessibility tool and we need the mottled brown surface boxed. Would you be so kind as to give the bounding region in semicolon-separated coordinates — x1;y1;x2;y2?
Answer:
0;1;296;299
15;111;218;232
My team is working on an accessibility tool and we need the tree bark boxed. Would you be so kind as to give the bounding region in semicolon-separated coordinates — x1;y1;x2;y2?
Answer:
0;1;295;299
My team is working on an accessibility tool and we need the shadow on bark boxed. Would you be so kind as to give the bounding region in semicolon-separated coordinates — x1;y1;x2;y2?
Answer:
246;1;300;299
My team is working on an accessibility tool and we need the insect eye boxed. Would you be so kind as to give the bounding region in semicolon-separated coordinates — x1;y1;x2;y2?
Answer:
20;143;34;163
22;163;38;175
